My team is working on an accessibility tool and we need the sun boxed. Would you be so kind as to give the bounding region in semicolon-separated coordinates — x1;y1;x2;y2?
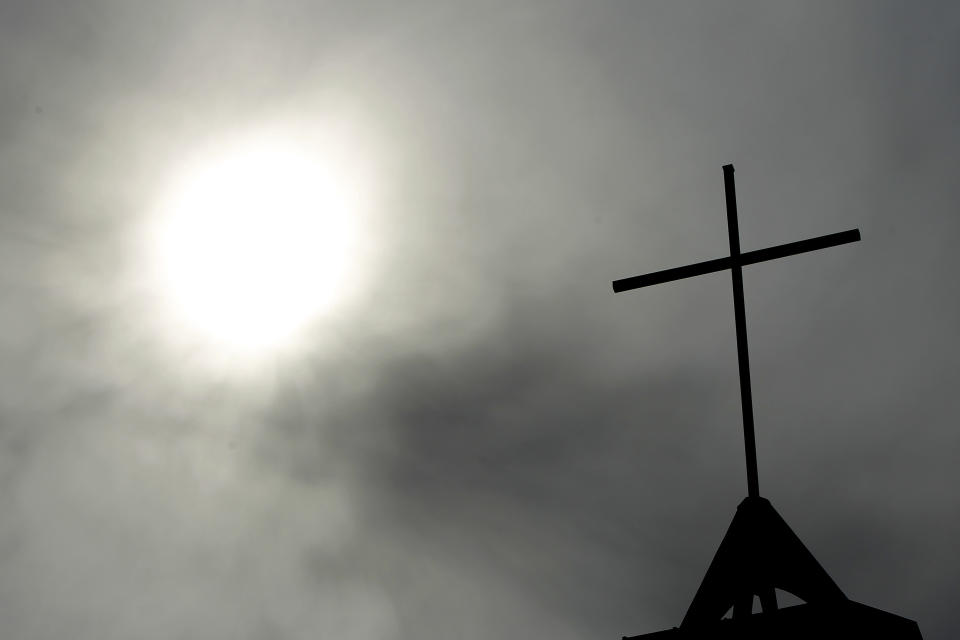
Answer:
144;132;370;362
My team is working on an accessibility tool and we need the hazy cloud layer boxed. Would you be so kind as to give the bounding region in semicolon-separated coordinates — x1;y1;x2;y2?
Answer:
0;2;957;639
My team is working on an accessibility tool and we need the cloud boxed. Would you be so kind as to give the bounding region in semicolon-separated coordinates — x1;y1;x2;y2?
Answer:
0;1;957;638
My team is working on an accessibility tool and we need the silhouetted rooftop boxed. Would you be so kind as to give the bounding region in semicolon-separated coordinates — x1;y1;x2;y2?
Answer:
626;600;923;639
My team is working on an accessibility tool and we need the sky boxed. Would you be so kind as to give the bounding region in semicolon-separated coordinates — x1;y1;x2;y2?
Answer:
0;1;957;638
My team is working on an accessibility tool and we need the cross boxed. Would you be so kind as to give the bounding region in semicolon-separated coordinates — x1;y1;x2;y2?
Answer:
612;164;859;498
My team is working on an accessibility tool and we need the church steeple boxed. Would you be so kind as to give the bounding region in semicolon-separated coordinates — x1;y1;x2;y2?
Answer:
612;165;922;639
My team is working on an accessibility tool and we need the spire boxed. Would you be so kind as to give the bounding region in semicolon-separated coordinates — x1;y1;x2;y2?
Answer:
612;165;922;639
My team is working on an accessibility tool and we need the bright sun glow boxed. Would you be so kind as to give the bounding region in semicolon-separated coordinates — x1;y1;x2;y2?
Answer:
146;131;371;362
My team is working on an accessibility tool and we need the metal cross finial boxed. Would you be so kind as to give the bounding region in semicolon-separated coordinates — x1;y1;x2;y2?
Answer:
613;165;860;497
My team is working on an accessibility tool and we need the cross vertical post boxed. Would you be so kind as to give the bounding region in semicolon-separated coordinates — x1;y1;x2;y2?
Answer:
723;164;759;498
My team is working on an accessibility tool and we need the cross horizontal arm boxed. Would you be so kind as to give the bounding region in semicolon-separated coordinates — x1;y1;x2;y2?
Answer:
612;228;860;293
740;227;860;271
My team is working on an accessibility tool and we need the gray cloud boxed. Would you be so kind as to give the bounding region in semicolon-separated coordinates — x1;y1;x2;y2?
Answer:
0;1;957;638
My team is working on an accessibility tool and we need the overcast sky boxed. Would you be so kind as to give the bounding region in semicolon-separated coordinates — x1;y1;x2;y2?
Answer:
0;1;957;639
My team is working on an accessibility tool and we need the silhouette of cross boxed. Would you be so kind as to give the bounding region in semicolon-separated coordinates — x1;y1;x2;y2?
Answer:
612;164;859;497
